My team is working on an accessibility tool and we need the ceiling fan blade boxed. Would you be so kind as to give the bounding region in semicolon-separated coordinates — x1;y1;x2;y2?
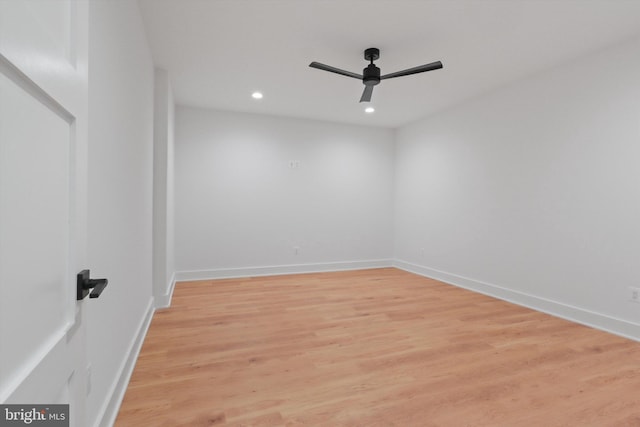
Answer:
380;61;443;80
309;62;363;79
359;85;374;103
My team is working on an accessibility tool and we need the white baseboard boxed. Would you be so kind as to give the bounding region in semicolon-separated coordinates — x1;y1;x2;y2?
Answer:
95;298;155;427
175;259;393;282
154;272;177;309
393;259;640;342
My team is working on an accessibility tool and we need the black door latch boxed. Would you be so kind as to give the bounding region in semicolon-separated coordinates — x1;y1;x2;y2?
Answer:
77;269;108;300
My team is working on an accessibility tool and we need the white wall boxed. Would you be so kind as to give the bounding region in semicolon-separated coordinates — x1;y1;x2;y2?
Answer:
152;68;175;307
394;37;640;339
175;107;394;278
87;1;154;426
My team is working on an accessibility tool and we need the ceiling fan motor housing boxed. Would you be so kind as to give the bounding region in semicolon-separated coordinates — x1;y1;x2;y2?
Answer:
363;64;381;86
363;48;381;86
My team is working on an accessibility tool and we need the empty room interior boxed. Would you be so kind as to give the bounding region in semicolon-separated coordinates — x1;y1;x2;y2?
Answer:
2;0;640;426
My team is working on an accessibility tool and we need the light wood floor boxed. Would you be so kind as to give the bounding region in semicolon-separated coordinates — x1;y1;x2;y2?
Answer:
116;268;640;426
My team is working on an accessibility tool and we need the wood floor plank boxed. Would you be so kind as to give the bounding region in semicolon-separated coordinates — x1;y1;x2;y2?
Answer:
115;268;640;426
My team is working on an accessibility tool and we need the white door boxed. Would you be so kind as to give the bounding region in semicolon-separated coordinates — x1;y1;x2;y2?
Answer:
0;1;88;426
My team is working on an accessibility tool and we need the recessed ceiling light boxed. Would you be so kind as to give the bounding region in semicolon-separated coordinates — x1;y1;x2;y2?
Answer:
251;91;263;99
364;106;375;113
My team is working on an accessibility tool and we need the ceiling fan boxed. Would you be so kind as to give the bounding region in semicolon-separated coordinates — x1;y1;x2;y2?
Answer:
309;47;443;103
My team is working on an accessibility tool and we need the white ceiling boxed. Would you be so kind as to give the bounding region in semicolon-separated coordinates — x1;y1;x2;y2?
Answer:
138;0;640;128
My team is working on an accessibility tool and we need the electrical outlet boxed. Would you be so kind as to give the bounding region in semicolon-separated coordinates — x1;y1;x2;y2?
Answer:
630;287;640;304
293;246;299;255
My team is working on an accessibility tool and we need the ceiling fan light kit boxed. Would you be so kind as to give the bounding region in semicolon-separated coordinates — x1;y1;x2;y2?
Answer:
309;47;443;103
